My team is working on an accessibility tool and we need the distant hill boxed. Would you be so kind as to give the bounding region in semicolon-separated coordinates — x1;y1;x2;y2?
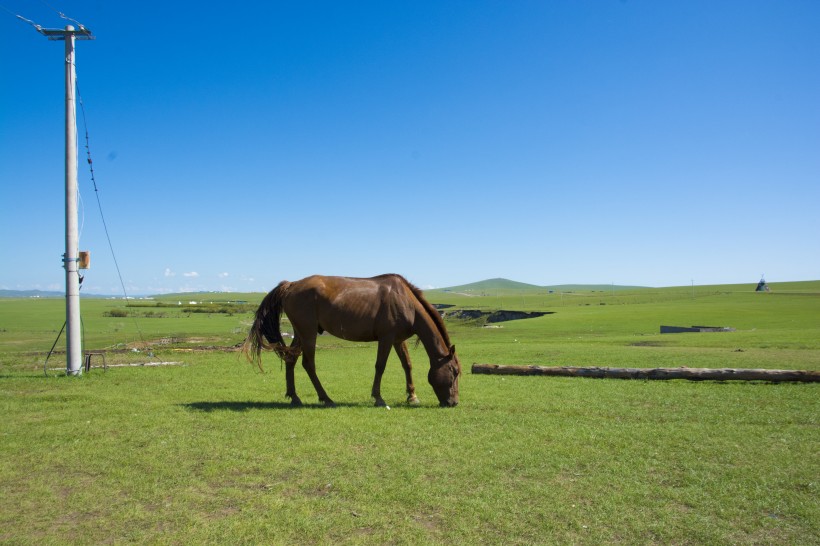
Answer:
0;290;266;303
433;278;647;294
442;278;543;293
0;289;63;299
0;290;118;299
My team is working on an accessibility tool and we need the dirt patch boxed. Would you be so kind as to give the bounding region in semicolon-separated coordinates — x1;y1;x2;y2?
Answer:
629;341;668;347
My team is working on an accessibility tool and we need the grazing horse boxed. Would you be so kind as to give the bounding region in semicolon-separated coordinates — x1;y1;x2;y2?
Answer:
243;274;460;407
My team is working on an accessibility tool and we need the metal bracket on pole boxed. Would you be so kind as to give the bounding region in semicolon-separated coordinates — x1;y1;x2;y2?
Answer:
23;19;94;41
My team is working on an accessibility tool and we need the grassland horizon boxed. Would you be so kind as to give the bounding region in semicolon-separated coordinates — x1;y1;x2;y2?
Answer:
4;275;817;300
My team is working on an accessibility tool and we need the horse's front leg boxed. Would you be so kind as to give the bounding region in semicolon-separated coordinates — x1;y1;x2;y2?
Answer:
371;339;393;407
394;341;419;405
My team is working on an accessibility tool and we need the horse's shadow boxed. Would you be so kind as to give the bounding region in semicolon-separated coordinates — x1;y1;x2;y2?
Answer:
182;400;367;412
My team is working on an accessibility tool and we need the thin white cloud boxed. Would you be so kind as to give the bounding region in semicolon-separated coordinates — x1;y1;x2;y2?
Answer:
164;268;176;277
218;272;229;279
183;272;199;278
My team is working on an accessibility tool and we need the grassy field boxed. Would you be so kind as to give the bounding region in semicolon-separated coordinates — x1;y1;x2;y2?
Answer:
1;281;818;544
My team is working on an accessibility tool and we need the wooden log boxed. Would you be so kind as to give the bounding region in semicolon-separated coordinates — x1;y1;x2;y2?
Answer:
471;363;820;383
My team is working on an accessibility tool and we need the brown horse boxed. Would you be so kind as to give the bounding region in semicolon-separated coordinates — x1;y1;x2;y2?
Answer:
243;274;460;407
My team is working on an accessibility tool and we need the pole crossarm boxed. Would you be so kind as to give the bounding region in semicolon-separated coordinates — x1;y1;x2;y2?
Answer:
16;15;94;40
38;27;94;40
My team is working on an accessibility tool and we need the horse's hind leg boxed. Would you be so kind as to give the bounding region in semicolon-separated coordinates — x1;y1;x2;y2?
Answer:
299;335;335;407
394;341;419;405
284;337;302;407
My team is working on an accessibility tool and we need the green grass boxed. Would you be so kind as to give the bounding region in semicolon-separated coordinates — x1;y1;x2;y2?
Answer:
1;282;818;544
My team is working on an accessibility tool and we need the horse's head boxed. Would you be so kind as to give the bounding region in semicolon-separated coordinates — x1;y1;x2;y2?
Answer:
429;345;460;407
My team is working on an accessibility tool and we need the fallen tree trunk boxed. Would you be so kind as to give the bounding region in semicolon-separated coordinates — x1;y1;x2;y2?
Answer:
471;363;820;383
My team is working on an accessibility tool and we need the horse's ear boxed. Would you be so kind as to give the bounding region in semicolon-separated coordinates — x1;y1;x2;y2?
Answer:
449;344;456;356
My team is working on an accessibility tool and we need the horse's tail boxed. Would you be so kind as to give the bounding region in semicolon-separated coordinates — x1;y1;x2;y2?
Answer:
242;281;299;370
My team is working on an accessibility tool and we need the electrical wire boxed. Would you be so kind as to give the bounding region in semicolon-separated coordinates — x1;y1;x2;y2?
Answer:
37;0;86;30
0;2;17;17
0;3;42;32
76;82;156;360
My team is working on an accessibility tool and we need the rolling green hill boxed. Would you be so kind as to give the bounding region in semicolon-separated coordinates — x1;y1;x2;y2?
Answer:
434;277;646;295
440;278;543;293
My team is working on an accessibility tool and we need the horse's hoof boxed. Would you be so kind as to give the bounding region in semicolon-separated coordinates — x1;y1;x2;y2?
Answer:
407;395;420;405
290;397;303;407
323;399;337;408
374;399;387;407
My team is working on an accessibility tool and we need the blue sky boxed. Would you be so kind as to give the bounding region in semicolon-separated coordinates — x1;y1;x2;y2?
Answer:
2;1;818;294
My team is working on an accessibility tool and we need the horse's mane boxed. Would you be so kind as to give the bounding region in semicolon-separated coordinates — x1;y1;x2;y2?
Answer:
389;274;452;348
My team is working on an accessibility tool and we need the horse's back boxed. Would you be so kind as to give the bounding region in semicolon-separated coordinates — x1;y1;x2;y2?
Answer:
283;274;415;342
290;274;407;300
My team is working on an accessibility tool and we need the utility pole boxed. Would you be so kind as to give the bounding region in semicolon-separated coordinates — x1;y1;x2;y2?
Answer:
25;20;94;375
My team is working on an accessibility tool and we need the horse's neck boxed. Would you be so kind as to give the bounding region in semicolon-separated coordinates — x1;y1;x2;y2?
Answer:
412;303;449;362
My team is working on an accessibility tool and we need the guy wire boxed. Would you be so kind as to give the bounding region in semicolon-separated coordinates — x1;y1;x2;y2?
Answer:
76;81;156;360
